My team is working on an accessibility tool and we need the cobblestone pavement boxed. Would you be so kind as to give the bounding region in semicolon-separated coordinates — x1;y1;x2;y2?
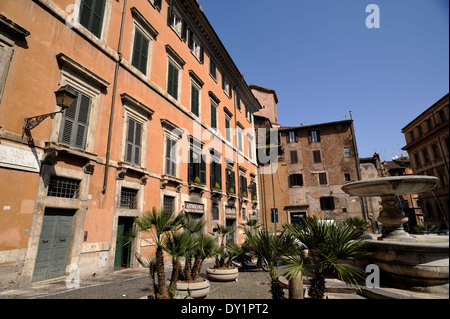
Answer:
1;261;447;300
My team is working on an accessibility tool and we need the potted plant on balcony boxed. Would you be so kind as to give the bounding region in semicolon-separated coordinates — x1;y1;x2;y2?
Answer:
206;224;240;282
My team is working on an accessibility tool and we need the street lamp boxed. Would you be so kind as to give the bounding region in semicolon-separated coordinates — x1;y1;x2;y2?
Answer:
23;86;77;134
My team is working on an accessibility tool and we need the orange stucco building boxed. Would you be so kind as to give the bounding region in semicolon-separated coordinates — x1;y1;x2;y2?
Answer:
0;0;260;288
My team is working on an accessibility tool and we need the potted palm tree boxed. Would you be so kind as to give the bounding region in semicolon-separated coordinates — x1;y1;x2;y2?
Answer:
206;224;240;282
284;217;370;299
133;207;183;299
170;214;214;299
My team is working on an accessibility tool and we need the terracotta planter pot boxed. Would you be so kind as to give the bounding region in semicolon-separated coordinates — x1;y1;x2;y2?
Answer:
175;279;210;299
206;267;239;282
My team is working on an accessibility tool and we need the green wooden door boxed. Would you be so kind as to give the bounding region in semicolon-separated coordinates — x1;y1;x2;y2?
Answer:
114;217;133;271
32;209;74;282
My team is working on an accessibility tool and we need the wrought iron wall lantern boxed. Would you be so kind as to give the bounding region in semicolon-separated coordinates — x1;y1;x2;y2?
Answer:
23;86;77;134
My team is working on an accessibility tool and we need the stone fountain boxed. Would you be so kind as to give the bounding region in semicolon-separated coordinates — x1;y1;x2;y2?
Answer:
342;176;449;289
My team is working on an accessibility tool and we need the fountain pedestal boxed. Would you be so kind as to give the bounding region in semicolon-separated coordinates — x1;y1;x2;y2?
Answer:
377;194;416;242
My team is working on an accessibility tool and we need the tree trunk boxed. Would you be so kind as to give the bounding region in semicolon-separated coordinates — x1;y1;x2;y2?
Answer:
308;273;325;299
184;256;192;281
155;246;169;299
289;272;304;299
270;279;285;299
169;259;181;292
191;258;203;281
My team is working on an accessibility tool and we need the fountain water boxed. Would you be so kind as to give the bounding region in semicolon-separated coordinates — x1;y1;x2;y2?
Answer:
342;176;449;289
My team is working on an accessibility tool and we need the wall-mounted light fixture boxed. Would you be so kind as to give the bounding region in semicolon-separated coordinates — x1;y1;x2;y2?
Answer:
23;86;77;134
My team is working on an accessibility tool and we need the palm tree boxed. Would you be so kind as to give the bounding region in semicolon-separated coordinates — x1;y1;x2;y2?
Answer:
163;230;196;293
213;223;236;268
134;207;183;299
284;217;369;299
242;228;298;299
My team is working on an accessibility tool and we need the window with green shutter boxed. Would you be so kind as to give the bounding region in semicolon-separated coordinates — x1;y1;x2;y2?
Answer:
79;0;106;39
226;168;235;194
132;28;149;75
191;83;200;116
167;61;179;100
210;101;217;130
165;137;177;176
59;87;91;150
188;149;206;184
210;161;222;189
125;118;142;166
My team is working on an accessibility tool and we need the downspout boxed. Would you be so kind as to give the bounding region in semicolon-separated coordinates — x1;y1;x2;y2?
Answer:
102;0;127;193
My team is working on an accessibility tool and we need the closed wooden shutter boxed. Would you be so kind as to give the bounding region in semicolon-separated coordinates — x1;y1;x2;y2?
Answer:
59;88;91;150
79;0;106;38
318;172;327;185
125;118;142;165
290;150;298;164
167;62;178;99
132;29;149;75
313;150;321;163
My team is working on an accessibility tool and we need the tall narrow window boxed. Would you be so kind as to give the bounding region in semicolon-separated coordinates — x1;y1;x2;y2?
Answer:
290;150;298;164
167;61;179;100
79;0;106;38
225;116;231;142
125;118;142;166
235;92;241;111
344;146;352;157
191;83;200;117
313;150;321;163
210;101;218;130
237;128;243;152
247;135;253;160
165;137;177;176
209;58;217;80
226;168;236;194
59;86;91;150
240;175;248;197
211;161;222;189
131;28;149;75
188;149;206;184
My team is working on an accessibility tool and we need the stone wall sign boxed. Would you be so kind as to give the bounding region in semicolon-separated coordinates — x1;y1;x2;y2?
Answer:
0;141;42;173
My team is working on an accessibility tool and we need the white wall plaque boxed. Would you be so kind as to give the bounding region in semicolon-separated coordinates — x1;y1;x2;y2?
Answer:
0;141;43;173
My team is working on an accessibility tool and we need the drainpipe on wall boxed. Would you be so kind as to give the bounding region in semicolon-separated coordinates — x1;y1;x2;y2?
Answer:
102;0;127;194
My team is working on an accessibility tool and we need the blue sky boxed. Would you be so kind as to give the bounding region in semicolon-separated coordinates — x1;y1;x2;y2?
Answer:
197;0;449;161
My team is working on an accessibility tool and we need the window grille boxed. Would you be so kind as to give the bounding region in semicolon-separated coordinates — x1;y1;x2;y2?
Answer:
47;176;80;198
120;187;138;209
163;195;175;213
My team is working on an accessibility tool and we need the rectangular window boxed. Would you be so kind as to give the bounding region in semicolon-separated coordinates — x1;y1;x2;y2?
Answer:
0;40;13;103
438;109;447;123
188;149;206;184
320;196;335;210
119;187;138;209
235;92;241;111
211;199;219;220
344;173;351;181
344;146;351;157
222;75;231;97
210;101;218;130
191;83;200;117
211;161;222;189
163;195;175;213
131;28;149;75
169;9;186;40
308;130;320;143
247;135;253;160
289;174;303;187
47;176;80;198
125;118;142;166
422;148;430;163
167;61;179;100
238;128;243;152
165;138;177;176
313;150;321;163
432;144;440;160
250;180;257;200
188;29;204;63
225;116;231;142
209;58;217;80
318;172;328;185
79;0;106;38
290;150;298;164
417;124;423;137
288;130;297;143
426;118;434;131
410;131;416;142
226;168;236;194
59;86;91;150
240;175;248;197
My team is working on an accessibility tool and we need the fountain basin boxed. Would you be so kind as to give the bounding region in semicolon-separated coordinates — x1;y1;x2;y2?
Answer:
341;175;439;197
366;236;449;288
